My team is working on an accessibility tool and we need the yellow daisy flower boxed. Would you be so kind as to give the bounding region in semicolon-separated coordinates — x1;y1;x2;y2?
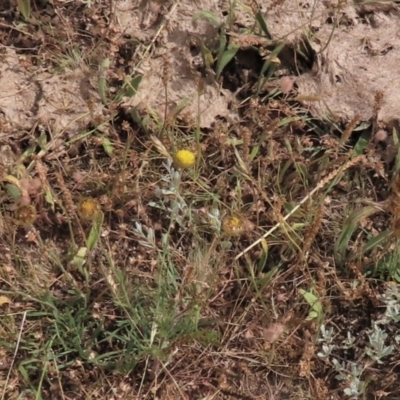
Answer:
173;149;196;169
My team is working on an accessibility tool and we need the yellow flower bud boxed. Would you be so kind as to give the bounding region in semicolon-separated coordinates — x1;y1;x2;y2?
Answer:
77;198;101;221
14;204;37;226
222;215;246;236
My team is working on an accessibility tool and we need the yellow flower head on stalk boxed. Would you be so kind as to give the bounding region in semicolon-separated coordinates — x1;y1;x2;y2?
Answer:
222;214;246;236
77;198;102;221
173;149;196;169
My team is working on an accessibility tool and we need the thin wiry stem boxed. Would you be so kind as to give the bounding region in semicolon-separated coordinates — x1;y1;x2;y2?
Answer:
1;311;27;400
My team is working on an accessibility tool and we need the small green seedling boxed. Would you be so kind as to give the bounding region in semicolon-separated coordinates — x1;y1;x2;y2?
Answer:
299;288;323;321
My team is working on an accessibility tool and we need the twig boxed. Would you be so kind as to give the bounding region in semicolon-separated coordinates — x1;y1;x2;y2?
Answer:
1;311;27;400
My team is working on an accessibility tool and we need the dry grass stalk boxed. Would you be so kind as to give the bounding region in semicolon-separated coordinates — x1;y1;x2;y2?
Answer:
1;311;27;400
302;202;325;258
293;94;322;102
235;155;365;260
299;342;314;378
161;54;170;134
373;91;384;117
240;126;251;163
338;114;359;147
55;172;85;243
218;373;257;400
34;158;49;190
55;172;74;219
386;176;400;216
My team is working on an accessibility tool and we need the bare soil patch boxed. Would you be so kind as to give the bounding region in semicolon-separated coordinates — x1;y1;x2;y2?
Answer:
1;1;400;400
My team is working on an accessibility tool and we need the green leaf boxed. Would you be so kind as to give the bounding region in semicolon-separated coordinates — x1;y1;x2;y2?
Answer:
216;28;227;74
38;131;48;150
100;136;113;157
278;116;307;127
299;289;323;321
256;239;268;274
353;121;371;131
334;206;380;265
5;183;21;201
255;10;272;39
192;10;221;28
87;212;104;251
393;128;400;175
71;247;87;275
98;58;110;104
130;108;142;125
17;0;31;21
353;130;371;155
21;144;38;160
216;43;239;80
45;188;55;211
278;160;293;184
294;161;312;184
257;43;285;93
200;42;214;69
362;230;393;255
257;264;280;289
368;245;400;280
124;75;142;98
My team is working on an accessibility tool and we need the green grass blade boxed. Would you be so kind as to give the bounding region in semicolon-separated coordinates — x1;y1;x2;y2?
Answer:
257;43;285;93
362;230;393;255
393;127;400;175
98;58;110;104
299;289;323;321
124;75;143;98
216;43;239;80
256;239;268;274
334;206;379;265
255;10;272;39
192;10;221;28
100;136;114;157
353;130;371;155
216;28;227;77
87;212;104;251
17;0;31;21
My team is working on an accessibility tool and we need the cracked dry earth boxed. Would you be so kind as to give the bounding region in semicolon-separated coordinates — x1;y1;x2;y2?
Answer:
1;0;399;142
0;1;400;399
115;0;400;129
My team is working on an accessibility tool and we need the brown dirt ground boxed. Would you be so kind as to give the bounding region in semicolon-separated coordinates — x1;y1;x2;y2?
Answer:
1;1;400;400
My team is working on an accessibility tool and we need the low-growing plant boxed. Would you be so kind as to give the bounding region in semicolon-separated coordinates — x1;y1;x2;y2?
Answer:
318;282;400;398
